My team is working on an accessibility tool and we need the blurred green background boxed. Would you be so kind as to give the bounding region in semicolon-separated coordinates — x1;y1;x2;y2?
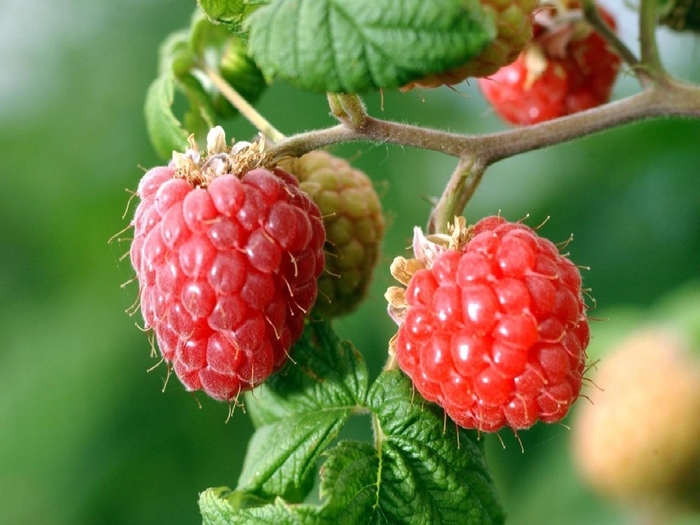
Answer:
1;1;699;524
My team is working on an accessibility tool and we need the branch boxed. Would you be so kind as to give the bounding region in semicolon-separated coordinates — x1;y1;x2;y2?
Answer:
475;81;700;163
268;80;700;165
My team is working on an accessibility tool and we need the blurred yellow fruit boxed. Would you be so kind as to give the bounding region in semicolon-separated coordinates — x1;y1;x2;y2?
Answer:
571;326;700;512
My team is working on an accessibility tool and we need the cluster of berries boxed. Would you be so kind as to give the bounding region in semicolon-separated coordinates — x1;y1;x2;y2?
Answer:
128;134;589;432
128;129;384;402
128;1;601;432
478;1;621;124
406;0;622;126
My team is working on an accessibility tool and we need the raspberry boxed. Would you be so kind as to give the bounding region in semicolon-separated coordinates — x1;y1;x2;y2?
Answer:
277;151;385;317
386;216;589;432
477;2;621;125
572;327;700;510
403;0;538;89
129;128;326;401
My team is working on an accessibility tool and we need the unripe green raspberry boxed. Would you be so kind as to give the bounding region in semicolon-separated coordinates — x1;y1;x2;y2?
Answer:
278;151;385;317
212;36;267;119
403;0;537;90
659;0;700;32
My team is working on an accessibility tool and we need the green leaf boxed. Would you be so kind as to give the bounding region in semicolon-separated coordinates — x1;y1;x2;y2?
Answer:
318;441;381;524
145;28;199;159
145;10;269;158
319;370;506;524
190;7;236;55
179;73;218;140
190;7;268;119
237;320;369;503
213;35;268;118
158;29;195;78
144;70;220;159
199;488;321;525
144;27;203;158
190;8;268;117
197;0;270;36
245;0;496;93
144;73;190;159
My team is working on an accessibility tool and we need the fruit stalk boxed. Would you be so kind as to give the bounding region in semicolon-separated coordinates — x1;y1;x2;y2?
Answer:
428;156;486;234
640;0;666;78
201;61;286;143
580;0;647;85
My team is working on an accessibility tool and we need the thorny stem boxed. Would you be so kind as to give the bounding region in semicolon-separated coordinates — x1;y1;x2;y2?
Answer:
201;62;286;144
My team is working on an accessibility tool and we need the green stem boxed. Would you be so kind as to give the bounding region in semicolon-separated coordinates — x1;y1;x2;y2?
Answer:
201;62;286;144
371;411;385;511
327;93;369;130
639;0;666;81
428;157;485;234
580;0;650;87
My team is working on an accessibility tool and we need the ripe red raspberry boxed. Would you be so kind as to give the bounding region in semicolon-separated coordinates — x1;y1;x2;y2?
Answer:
477;2;621;125
386;216;590;432
129;129;326;401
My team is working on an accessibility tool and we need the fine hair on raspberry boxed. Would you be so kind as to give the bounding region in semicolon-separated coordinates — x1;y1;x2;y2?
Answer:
388;216;590;432
129;139;326;402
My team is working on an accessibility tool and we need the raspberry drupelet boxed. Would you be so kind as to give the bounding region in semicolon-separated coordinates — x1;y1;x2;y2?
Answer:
386;216;590;432
130;128;326;401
